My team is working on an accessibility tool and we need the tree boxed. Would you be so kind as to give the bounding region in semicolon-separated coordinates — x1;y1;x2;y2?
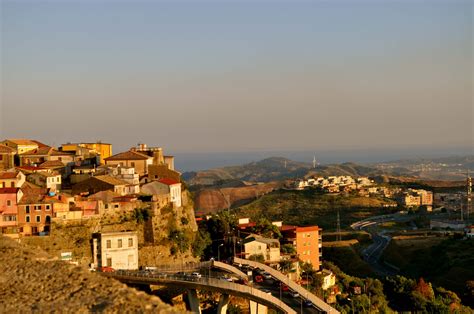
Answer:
192;228;211;258
251;218;282;239
414;278;434;300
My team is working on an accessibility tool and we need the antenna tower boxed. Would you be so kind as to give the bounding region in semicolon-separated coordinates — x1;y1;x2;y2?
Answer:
467;170;472;222
313;156;317;169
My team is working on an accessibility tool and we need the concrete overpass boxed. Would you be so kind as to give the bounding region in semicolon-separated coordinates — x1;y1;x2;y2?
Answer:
103;271;296;314
233;257;339;314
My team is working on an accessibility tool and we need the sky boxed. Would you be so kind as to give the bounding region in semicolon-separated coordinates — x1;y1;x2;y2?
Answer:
1;0;473;166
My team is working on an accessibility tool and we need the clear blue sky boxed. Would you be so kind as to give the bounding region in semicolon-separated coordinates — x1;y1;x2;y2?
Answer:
1;0;472;155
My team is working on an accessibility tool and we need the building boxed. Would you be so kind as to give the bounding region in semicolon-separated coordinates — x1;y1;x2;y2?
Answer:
243;234;281;263
465;225;474;238
281;225;322;270
19;147;75;166
104;151;153;176
71;175;129;196
0;144;16;170
319;269;336;290
61;142;112;165
92;231;138;270
102;165;140;194
26;171;62;191
17;191;54;235
0;170;26;188
397;189;433;210
0;188;23;237
0;139;40;155
156;178;182;207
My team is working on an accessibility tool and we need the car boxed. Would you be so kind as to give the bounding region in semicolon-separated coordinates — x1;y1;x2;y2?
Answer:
303;300;313;307
254;275;264;283
190;272;202;278
289;291;300;298
220;276;233;282
280;283;289;291
99;266;115;273
235;278;248;285
261;272;272;279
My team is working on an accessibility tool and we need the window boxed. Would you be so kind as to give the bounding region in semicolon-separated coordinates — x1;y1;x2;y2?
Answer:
26;216;30;223
131;162;135;167
36;216;41;223
106;258;112;267
25;206;30;214
6;200;11;207
10;182;14;188
0;155;2;160
106;240;111;248
46;205;50;210
128;238;133;247
114;204;119;209
117;239;122;248
105;204;109;209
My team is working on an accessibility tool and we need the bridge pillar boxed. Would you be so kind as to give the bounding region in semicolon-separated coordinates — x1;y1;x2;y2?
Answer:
186;289;201;314
249;300;268;314
217;294;230;314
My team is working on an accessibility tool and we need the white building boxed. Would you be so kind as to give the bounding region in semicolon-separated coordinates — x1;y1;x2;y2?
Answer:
244;234;281;263
92;231;138;270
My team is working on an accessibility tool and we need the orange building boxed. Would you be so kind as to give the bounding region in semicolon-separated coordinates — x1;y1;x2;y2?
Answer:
281;225;322;270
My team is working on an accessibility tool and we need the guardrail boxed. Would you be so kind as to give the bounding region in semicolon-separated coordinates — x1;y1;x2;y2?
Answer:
212;261;249;281
105;271;296;314
233;257;339;314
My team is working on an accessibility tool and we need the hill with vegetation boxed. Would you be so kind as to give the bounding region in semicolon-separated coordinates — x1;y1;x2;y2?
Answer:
234;189;397;230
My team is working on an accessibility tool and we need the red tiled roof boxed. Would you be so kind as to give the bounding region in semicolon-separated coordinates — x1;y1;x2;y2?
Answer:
4;139;38;146
158;178;180;186
16;166;46;171
0;171;19;179
296;226;320;232
0;188;19;194
104;150;151;161
39;160;65;168
280;225;297;231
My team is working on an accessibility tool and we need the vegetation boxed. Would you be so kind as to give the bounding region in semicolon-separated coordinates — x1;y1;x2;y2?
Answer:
168;230;191;255
131;207;151;223
382;236;474;305
235;189;396;230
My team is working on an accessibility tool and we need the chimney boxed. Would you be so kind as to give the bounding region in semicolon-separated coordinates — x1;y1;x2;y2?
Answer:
153;148;164;165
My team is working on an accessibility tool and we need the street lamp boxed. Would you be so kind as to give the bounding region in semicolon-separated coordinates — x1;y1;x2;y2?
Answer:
218;243;224;261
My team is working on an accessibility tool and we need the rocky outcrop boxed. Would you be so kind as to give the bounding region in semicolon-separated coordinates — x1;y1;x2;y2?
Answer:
194;182;283;214
0;236;181;313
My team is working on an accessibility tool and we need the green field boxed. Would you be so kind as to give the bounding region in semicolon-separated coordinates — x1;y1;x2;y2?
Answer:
235;189;397;230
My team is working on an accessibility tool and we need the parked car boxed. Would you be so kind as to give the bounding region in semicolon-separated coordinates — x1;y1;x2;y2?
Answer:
280;283;289;291
190;272;202;278
303;300;313;307
262;272;272;279
220;276;233;282
254;275;264;283
289;291;300;298
99;266;115;273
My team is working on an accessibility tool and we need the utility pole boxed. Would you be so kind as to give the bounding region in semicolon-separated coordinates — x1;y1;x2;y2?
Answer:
467;170;472;222
336;210;341;242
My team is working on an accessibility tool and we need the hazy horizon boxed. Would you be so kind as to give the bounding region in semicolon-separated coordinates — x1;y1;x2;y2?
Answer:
1;0;473;156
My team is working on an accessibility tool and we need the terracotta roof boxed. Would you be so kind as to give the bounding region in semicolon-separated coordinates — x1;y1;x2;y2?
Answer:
4;139;38;146
158;178;180;186
0;144;15;153
94;175;128;186
16;166;47;172
30;140;50;148
104;150;150;161
88;190;121;202
19;146;53;156
296;226;320;232
0;188;19;194
0;171;19;179
40;160;66;168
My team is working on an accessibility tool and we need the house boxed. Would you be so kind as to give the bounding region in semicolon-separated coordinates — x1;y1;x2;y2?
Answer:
0;188;23;237
319;269;336;290
0;170;26;188
102;165;140;194
92;231;138;270
0;139;41;155
465;225;474;238
26;171;62;191
281;225;322;270
243;234;281;263
61;142;112;165
17;190;54;235
71;175;129;196
19;147;75;166
104;150;153;176
0;144;16;170
157;178;182;207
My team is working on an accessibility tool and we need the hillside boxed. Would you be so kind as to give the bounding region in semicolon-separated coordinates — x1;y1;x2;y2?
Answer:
234;189;396;230
0;236;180;313
183;157;311;186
